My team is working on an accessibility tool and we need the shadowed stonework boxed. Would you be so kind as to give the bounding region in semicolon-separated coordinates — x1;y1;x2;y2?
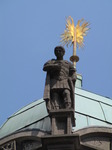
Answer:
43;46;77;135
43;46;77;111
42;46;79;150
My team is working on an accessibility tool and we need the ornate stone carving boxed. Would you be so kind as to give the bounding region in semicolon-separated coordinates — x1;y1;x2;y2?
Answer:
43;46;76;111
43;46;76;135
83;137;110;150
22;141;41;150
0;141;16;150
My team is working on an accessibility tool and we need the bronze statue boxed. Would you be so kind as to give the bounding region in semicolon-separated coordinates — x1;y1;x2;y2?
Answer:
43;46;77;111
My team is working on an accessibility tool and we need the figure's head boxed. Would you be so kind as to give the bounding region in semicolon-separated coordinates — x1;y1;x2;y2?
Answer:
54;46;65;58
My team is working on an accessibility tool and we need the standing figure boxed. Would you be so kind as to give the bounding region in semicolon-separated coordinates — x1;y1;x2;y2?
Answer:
43;46;77;111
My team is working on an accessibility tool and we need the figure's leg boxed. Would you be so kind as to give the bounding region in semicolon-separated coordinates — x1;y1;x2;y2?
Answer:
63;89;71;109
51;91;60;109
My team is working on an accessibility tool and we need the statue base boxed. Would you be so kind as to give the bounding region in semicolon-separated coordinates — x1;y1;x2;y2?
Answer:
49;109;75;135
41;134;80;150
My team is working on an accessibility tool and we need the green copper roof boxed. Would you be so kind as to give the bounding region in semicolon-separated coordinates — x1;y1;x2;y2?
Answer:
0;87;112;139
74;88;112;130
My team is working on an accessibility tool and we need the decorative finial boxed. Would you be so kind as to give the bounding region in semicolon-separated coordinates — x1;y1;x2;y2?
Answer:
60;16;90;68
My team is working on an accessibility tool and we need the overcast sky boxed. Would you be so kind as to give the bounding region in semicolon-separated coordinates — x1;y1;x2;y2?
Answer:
0;0;112;126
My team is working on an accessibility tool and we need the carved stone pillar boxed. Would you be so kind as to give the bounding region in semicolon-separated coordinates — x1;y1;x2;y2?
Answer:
49;109;75;135
41;109;77;150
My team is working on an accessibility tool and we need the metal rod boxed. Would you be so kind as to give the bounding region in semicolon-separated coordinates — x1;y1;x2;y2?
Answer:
73;27;76;56
73;27;76;68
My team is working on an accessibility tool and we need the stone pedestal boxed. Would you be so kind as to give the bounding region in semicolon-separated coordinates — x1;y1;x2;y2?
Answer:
49;109;75;135
41;108;77;150
41;134;80;150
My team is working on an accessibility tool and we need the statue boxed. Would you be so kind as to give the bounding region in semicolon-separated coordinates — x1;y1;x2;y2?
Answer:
43;46;77;111
42;17;89;135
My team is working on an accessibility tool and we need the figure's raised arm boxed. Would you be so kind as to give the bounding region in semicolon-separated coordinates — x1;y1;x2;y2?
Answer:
43;60;61;72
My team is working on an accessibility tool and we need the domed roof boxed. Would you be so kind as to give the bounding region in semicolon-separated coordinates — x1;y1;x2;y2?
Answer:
0;86;112;140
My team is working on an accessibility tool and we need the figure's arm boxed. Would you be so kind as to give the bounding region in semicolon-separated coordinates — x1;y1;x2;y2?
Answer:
43;60;61;72
69;64;77;82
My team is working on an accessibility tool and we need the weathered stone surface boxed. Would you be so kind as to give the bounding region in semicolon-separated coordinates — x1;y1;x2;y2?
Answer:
74;126;112;150
0;140;16;150
82;137;110;150
43;46;76;111
41;134;80;150
49;109;75;135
